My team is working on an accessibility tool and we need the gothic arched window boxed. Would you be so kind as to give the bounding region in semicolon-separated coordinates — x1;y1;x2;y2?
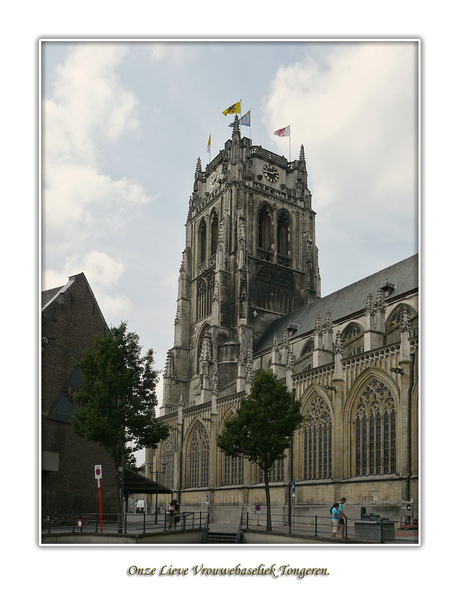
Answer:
198;219;206;265
188;423;210;488
303;395;332;480
258;204;273;252
277;210;290;257
301;338;315;357
386;304;416;331
210;211;219;255
342;322;363;341
354;379;396;477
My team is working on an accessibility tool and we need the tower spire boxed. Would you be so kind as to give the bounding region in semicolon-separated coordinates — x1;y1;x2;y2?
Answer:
232;114;240;138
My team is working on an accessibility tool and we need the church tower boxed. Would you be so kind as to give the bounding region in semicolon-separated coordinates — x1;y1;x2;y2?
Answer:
161;117;320;413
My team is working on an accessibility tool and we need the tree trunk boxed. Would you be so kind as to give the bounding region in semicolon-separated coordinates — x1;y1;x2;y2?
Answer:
116;468;124;533
264;468;272;531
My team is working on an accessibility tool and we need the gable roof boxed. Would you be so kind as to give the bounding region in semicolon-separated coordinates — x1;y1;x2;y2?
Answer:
41;272;106;326
255;254;418;353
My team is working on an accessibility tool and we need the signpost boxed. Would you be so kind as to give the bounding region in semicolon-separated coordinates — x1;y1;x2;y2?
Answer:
255;504;261;526
95;465;103;533
291;481;296;526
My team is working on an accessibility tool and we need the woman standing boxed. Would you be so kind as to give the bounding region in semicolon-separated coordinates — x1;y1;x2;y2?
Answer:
166;499;179;531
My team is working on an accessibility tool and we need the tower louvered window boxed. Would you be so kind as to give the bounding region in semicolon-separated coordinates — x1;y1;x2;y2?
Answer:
277;210;291;266
199;219;206;264
210;211;218;255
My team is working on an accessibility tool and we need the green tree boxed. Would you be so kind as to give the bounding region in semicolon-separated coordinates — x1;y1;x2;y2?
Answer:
217;369;304;531
72;322;170;530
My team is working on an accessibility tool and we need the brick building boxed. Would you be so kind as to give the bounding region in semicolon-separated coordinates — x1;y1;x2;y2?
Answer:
41;273;119;516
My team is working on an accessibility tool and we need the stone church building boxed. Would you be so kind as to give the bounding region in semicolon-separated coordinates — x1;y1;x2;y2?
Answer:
146;118;418;523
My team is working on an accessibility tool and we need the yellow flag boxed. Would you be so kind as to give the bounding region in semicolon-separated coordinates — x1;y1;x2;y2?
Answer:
222;101;241;116
207;134;211;154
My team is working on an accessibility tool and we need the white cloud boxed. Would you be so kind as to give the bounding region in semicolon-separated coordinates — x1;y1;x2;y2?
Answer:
263;42;418;293
264;42;417;212
42;43;152;254
262;42;418;292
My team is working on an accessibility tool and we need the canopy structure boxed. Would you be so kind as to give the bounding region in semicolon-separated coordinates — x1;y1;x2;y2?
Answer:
123;468;172;496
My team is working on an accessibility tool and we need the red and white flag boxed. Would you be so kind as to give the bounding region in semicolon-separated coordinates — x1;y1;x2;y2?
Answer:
273;125;290;137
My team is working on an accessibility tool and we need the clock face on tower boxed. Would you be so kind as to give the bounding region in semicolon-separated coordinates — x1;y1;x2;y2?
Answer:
210;169;220;188
263;164;279;183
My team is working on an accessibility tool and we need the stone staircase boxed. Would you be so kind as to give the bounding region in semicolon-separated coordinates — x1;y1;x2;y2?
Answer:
202;524;240;544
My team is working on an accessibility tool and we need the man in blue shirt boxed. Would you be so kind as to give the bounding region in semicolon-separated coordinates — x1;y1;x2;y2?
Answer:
331;502;341;538
338;497;348;538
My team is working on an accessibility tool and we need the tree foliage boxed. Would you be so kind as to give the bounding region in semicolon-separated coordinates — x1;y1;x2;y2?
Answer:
72;321;170;473
217;369;304;530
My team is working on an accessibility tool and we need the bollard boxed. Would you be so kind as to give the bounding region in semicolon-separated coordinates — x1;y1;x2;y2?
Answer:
314;515;318;537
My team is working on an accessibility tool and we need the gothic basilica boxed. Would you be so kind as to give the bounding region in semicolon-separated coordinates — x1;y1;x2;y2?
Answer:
146;117;419;523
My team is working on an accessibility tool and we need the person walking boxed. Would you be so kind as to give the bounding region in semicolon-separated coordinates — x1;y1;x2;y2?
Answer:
331;502;341;538
338;497;348;538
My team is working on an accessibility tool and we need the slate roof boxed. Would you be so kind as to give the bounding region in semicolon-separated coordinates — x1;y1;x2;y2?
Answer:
255;254;418;353
41;285;65;308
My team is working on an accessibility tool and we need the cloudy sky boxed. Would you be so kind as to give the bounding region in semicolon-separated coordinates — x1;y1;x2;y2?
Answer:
41;40;418;403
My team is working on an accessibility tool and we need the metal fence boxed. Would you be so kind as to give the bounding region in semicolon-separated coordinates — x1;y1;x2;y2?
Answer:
243;511;418;544
43;511;206;535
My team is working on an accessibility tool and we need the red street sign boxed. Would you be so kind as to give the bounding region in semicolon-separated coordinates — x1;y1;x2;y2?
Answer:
77;519;83;528
255;505;261;511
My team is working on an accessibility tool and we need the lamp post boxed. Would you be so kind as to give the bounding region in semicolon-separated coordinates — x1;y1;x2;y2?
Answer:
147;461;167;524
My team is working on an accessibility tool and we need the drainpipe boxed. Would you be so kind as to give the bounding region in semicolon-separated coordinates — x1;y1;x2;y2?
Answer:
405;353;415;502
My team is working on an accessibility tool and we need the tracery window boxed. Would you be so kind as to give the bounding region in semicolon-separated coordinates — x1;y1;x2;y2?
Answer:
301;338;314;356
342;322;363;341
386;304;416;331
196;274;213;321
303;395;332;480
188;423;210;488
355;379;396;476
